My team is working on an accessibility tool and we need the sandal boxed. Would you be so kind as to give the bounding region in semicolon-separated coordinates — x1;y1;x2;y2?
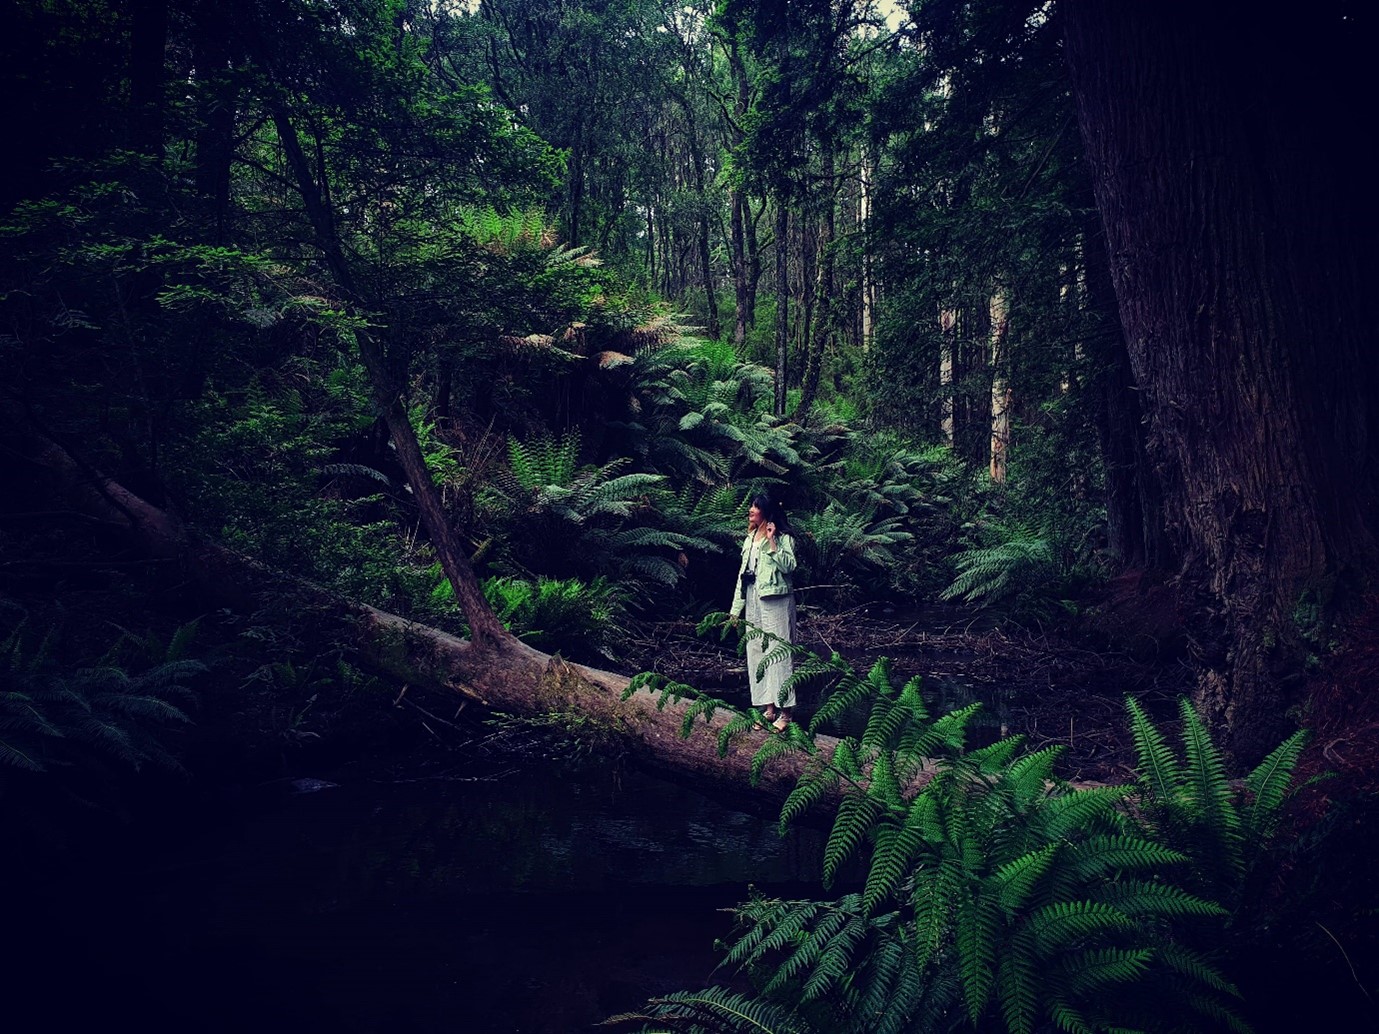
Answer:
772;714;792;733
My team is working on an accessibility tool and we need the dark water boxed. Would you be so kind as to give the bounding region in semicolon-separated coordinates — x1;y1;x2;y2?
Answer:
10;760;824;1034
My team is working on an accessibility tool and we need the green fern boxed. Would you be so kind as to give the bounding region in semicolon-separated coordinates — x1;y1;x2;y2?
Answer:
620;639;1308;1034
1;620;201;776
606;984;807;1032
1126;696;1308;912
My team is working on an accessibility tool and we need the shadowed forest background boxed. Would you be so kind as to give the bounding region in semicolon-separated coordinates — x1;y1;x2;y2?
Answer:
2;1;1377;1032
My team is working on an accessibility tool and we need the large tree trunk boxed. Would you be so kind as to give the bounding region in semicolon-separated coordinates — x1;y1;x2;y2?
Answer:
1062;1;1379;760
1082;210;1168;572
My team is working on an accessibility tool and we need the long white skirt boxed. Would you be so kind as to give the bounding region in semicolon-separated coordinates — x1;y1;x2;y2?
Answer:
744;586;797;709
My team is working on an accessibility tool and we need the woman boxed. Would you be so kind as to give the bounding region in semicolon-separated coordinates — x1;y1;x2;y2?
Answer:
729;493;798;731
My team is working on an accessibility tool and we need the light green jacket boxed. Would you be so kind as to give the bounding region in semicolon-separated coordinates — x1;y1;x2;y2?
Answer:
730;531;797;618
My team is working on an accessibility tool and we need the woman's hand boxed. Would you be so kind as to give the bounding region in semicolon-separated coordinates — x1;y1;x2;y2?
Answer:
765;521;777;542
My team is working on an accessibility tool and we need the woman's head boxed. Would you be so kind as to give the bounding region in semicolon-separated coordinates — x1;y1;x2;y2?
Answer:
748;492;789;532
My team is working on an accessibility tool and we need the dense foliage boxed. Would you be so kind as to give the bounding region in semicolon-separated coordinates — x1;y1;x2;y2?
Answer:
3;1;1374;1027
618;654;1312;1033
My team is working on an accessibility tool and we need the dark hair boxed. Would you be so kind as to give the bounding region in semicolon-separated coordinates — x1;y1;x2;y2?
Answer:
751;492;793;536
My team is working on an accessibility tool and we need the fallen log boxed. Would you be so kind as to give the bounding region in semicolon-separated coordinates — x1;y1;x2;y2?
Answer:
10;412;837;809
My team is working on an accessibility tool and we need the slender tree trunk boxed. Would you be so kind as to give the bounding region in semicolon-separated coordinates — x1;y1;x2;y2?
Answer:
796;148;835;423
988;288;1010;484
858;150;875;352
1063;0;1379;759
745;199;763;332
773;199;790;416
729;189;750;346
796;205;816;391
939;308;955;445
269;103;506;645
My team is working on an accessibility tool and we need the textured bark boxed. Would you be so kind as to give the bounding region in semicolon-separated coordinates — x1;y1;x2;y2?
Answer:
988;289;1010;484
1063;1;1379;759
1082;212;1168;571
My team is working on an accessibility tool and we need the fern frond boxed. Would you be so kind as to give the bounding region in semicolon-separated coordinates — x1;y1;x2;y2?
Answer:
1178;697;1244;872
637;986;807;1033
957;889;1000;1024
1029;901;1133;951
801;911;867;1000
1059;947;1153;996
750;731;797;787
1066;835;1187;880
778;763;840;834
1003;745;1063;805
1242;728;1309;840
863;817;927;915
1153;942;1242;996
998;928;1040;1034
1093;879;1228;920
930;701;982;750
0;737;46;772
1046;995;1097;1034
823;793;883;888
1043;785;1135;838
994;843;1058;913
1126;696;1183;804
809;666;880;734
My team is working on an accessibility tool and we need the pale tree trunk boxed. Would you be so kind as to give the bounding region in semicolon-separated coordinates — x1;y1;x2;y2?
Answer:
858;152;875;353
939;308;956;445
1063;0;1379;760
988;288;1011;484
725;35;753;347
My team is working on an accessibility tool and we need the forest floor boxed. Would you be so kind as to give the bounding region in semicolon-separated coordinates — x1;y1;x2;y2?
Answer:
619;605;1195;785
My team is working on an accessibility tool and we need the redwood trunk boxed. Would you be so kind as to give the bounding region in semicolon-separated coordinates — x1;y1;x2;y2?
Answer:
1062;1;1379;759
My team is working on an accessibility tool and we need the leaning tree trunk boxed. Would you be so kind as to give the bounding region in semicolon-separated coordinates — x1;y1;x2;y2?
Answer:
268;102;506;645
1062;0;1379;760
7;410;874;812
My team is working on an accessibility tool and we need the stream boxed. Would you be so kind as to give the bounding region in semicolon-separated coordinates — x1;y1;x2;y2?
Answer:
11;755;824;1033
